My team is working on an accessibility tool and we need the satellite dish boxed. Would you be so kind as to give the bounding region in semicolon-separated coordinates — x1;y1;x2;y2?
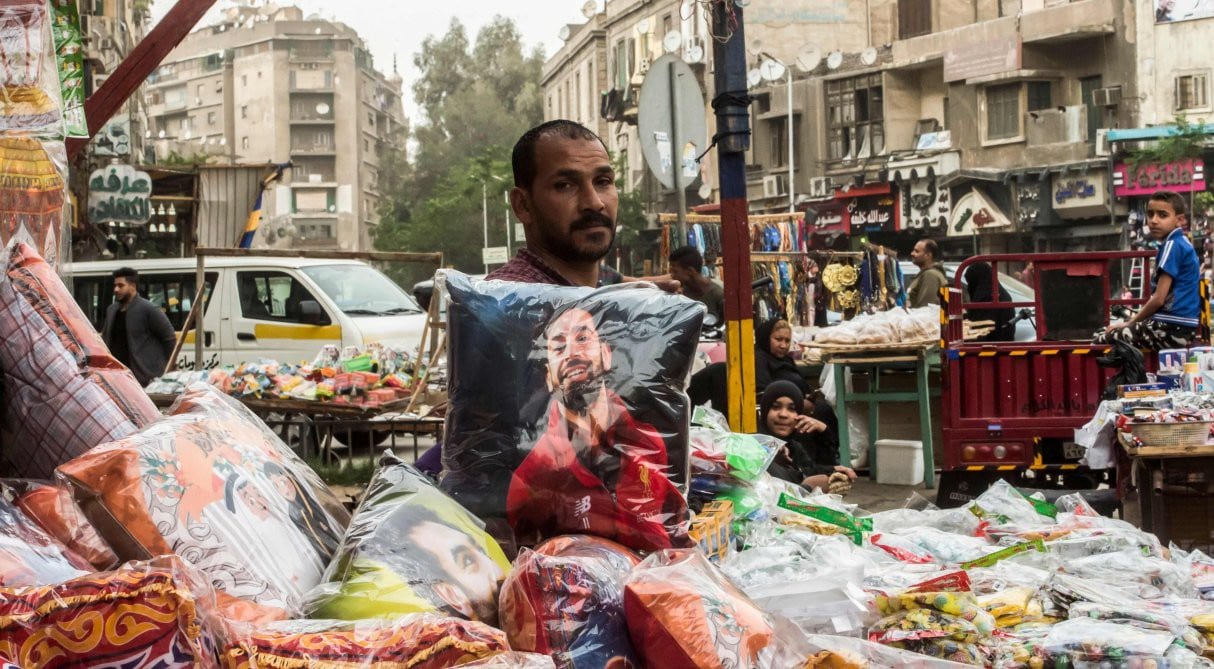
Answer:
581;0;597;19
157;129;165;139
826;50;844;70
558;25;571;41
636;18;650;34
747;68;762;88
796;45;821;72
316;102;330;115
183;130;192;140
687;44;705;63
663;30;682;54
759;58;786;82
861;47;878;66
698;182;712;199
746;38;762;58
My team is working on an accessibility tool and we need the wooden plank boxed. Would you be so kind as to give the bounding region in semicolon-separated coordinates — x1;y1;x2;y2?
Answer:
146;392;412;417
1122;441;1214;458
67;0;221;158
197;247;443;264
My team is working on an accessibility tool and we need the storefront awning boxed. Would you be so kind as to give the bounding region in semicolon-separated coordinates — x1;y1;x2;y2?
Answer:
1107;125;1214;143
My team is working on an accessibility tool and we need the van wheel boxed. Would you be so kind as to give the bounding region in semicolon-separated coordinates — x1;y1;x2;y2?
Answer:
333;428;391;451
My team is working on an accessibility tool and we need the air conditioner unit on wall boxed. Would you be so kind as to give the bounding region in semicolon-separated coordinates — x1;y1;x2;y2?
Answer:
1095;129;1111;157
762;174;784;198
1092;86;1122;107
809;176;833;199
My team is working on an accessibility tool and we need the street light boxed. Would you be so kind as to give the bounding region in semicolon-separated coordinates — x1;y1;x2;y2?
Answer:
748;51;796;213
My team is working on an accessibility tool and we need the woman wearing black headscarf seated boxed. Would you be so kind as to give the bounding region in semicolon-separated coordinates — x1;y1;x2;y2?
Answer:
754;318;804;392
964;262;1016;342
759;381;857;492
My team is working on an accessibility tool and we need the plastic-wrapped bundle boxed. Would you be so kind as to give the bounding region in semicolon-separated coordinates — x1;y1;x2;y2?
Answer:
624;548;799;669
1060;550;1196;600
58;383;349;621
308;453;510;626
223;614;510;669
0;556;220;668
1040;618;1179;667
499;535;640;668
453;654;558;668
441;272;700;551
0;242;158;479
4;479;117;570
0;489;89;586
869;528;993;565
802;633;976;668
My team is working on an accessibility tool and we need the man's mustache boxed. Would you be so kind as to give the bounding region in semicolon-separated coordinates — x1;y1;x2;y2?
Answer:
571;212;613;231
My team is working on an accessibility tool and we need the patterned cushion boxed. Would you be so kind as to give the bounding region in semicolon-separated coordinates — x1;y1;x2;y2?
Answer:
223;614;509;669
308;453;510;626
0;559;217;668
0;492;89;587
441;272;700;551
58;383;348;620
0;242;157;478
499;535;639;669
6;480;117;570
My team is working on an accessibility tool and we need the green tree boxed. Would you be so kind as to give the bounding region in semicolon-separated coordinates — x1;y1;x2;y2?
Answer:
375;17;544;275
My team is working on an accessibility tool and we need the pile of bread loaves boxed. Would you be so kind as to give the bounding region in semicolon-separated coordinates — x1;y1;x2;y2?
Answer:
811;306;939;346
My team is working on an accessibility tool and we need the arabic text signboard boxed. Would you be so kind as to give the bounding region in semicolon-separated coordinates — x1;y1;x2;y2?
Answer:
847;193;898;234
1113;159;1205;197
1051;170;1110;219
88;164;152;225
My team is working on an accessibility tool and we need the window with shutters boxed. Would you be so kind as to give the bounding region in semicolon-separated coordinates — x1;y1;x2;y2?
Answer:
1176;72;1210;112
826;74;884;161
898;0;932;39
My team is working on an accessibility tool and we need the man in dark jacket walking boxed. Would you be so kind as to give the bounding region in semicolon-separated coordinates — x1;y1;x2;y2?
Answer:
102;267;176;386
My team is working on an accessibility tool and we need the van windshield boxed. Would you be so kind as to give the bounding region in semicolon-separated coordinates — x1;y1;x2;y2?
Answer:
301;264;423;316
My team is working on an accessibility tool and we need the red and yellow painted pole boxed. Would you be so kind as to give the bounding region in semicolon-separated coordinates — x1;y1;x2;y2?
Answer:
710;1;757;432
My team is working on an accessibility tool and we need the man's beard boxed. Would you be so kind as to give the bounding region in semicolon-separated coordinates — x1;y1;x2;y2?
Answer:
555;379;605;413
541;211;615;263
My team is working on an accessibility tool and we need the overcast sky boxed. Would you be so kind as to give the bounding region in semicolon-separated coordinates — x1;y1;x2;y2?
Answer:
152;0;584;120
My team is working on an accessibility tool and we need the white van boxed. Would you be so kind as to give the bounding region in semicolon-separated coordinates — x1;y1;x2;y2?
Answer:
68;256;428;372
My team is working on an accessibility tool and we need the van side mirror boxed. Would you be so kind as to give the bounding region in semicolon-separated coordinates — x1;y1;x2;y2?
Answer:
300;300;329;325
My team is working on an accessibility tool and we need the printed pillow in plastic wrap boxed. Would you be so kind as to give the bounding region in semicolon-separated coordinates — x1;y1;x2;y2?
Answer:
500;534;640;669
0;490;89;587
222;614;509;669
308;452;510;625
57;383;349;621
0;242;158;479
0;556;220;668
623;549;780;669
4;479;118;570
441;271;700;551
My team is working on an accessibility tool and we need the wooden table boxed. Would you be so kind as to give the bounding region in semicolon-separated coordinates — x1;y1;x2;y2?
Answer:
824;345;938;489
1120;436;1214;549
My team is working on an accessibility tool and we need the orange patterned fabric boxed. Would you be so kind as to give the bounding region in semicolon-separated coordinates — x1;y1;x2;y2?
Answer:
58;384;349;622
0;242;158;478
0;560;218;668
223;614;510;669
9;481;117;570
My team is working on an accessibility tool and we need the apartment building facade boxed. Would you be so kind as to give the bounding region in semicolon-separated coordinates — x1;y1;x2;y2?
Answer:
143;5;406;252
544;0;1214;259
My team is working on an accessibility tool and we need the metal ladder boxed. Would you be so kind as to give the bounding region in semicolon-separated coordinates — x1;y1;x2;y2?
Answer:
1127;256;1146;297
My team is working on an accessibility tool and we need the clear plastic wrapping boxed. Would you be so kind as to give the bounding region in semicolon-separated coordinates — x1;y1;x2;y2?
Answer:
499;535;639;669
0;556;220;668
307;452;510;625
440;271;700;551
223;614;510;669
58;383;349;621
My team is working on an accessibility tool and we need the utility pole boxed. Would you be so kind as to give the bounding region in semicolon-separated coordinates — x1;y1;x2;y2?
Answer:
711;0;756;432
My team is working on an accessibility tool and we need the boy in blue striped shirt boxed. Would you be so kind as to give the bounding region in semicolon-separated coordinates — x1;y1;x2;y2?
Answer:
1097;190;1200;349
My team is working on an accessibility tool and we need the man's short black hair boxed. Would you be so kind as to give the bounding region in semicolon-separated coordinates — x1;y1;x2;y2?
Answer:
918;238;939;261
669;245;704;272
113;267;139;283
512;119;609;189
1150;190;1189;219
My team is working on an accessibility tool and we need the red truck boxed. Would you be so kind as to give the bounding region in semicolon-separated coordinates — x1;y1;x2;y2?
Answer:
935;250;1206;507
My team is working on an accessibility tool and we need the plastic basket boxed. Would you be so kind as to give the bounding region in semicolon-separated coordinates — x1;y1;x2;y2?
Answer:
1127;421;1213;451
